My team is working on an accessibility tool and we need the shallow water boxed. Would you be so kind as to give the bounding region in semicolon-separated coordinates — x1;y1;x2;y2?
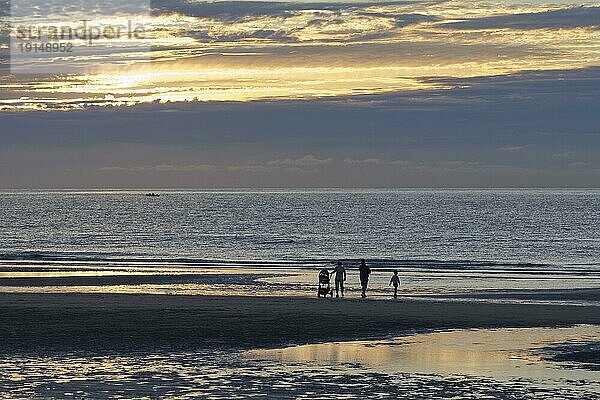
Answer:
245;325;600;385
1;326;598;399
1;262;599;306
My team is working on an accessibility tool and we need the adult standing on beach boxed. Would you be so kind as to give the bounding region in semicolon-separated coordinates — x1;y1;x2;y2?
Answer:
359;259;371;298
331;261;346;298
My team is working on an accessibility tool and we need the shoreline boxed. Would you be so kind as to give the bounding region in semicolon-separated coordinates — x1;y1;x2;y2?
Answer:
1;292;599;353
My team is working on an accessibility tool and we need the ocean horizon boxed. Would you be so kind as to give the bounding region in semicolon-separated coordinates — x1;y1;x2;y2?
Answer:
2;188;598;265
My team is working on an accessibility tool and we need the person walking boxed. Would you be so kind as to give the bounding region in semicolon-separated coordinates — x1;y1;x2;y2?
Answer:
389;270;401;299
358;259;371;298
331;261;346;297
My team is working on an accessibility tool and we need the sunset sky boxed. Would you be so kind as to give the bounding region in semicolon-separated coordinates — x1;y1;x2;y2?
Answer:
1;0;599;187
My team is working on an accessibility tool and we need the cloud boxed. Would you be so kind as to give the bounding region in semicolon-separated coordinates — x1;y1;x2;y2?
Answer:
442;6;600;30
266;155;332;168
98;155;332;175
389;160;411;166
343;158;384;165
555;151;576;159
498;146;526;152
151;0;424;19
7;1;598;110
2;67;600;188
98;164;217;172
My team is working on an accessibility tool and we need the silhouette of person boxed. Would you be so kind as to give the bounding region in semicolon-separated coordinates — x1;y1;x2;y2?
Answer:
359;259;371;298
331;261;346;297
389;270;401;299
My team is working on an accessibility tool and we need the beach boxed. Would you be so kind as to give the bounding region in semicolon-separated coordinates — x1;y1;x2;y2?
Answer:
2;291;600;352
2;291;600;399
1;190;599;398
1;260;599;398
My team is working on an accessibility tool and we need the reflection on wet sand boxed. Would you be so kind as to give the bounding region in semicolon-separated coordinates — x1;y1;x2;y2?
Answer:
246;325;600;385
1;352;593;399
1;262;600;305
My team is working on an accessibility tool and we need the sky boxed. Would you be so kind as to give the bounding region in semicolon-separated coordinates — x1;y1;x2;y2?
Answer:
0;0;599;188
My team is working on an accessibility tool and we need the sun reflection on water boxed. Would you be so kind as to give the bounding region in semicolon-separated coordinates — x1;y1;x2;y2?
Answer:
245;325;600;384
1;326;598;398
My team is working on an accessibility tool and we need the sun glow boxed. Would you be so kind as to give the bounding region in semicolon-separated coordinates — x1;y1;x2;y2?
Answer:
2;2;599;110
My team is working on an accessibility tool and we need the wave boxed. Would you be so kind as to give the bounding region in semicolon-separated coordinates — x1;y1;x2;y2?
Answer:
1;252;598;275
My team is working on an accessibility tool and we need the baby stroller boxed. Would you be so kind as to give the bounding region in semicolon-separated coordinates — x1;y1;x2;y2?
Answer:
317;268;333;298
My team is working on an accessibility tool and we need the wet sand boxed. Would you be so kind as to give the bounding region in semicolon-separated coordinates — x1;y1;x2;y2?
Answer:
1;292;599;352
433;287;600;302
246;325;600;380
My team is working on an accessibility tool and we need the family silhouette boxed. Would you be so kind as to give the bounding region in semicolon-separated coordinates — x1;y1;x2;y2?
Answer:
317;259;400;299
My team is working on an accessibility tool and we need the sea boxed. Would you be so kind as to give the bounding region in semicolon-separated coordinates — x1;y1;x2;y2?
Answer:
1;188;598;265
1;189;599;300
1;189;599;399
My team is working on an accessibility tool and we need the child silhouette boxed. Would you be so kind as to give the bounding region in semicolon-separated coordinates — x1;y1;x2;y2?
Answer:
389;270;401;299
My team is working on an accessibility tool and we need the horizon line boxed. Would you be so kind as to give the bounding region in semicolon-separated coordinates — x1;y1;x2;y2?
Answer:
1;187;600;191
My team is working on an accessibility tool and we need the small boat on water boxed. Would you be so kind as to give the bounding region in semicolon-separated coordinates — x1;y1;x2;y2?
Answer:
145;192;160;197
